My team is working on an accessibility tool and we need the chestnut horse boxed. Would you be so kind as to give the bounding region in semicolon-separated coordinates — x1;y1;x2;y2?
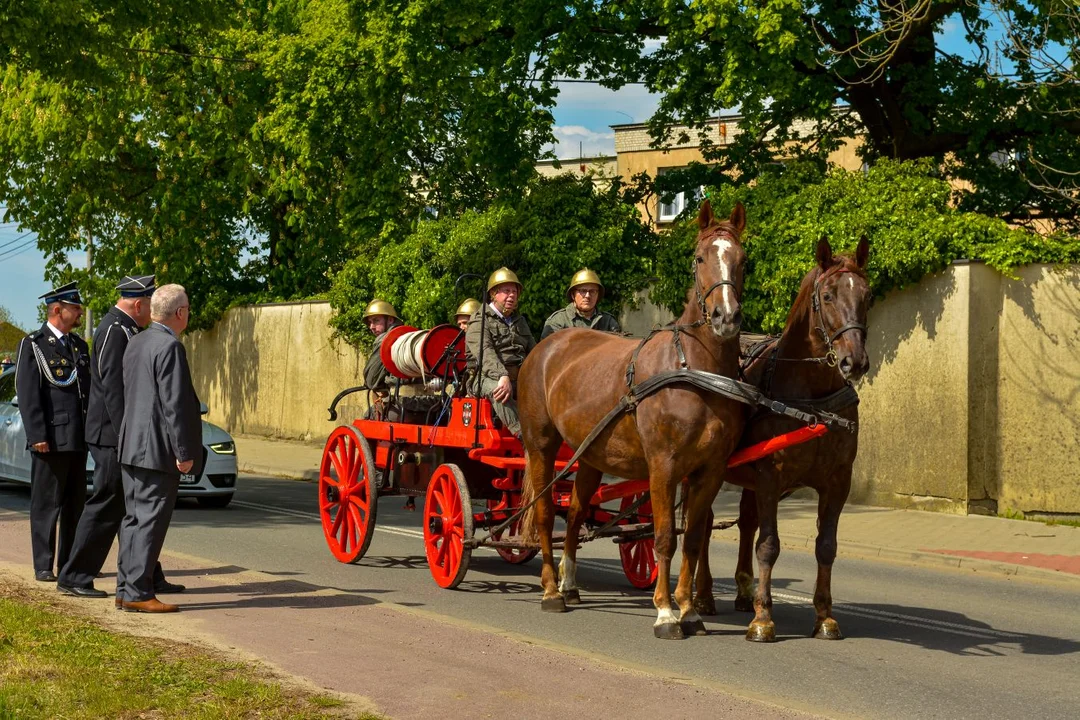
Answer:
693;235;871;642
518;200;747;639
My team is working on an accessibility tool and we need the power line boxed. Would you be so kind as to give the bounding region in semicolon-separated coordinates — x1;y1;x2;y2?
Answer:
0;230;34;252
0;237;37;261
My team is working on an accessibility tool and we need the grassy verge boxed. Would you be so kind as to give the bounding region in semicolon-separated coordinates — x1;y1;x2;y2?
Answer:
0;581;378;719
999;508;1080;529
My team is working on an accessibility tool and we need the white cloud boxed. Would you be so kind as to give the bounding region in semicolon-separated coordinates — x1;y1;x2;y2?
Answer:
547;125;617;157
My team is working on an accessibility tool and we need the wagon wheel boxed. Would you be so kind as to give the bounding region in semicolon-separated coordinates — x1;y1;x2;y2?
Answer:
318;426;378;563
618;492;658;589
487;495;539;565
424;464;473;589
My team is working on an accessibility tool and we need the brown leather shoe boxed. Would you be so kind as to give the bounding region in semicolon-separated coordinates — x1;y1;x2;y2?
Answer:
114;596;123;610
122;597;179;613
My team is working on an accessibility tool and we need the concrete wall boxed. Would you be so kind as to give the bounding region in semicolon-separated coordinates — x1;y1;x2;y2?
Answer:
184;263;1080;514
183;302;370;443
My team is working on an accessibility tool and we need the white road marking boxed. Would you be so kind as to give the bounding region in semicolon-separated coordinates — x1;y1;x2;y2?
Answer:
232;499;1025;641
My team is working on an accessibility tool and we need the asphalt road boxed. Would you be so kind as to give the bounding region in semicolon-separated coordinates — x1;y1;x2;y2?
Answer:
3;475;1078;719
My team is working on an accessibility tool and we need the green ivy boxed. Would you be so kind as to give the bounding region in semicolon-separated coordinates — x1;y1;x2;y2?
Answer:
653;159;1080;333
327;175;657;347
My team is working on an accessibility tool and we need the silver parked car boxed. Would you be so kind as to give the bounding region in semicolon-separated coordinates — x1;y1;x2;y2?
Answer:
0;367;238;507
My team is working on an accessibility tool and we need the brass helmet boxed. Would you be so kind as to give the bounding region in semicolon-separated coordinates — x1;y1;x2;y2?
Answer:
567;268;604;300
454;298;481;319
362;299;399;320
486;267;522;293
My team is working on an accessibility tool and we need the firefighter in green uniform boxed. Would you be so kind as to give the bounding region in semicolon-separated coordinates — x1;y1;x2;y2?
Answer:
362;299;403;396
454;298;481;332
465;268;535;435
540;268;621;340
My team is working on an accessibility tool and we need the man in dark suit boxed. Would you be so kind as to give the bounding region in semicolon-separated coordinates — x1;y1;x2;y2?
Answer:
116;284;201;613
14;282;91;582
57;275;185;601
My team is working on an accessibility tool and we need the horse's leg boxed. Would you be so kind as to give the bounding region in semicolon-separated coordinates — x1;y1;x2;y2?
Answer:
812;468;852;640
676;469;725;636
734;487;759;612
559;463;603;605
526;446;564;613
746;482;780;642
648;463;683;639
692;505;717;617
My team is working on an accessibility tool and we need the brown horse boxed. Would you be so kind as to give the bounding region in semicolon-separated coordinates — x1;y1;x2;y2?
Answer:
518;200;748;639
693;235;871;642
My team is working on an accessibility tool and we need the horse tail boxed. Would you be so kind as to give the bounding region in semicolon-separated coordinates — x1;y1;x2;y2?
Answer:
518;451;540;544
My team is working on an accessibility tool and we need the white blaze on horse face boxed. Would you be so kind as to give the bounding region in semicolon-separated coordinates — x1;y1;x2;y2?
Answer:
847;275;855;291
654;606;681;627
712;238;738;316
558;554;577;593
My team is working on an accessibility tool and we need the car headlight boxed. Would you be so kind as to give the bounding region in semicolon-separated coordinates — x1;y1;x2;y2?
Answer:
209;441;235;455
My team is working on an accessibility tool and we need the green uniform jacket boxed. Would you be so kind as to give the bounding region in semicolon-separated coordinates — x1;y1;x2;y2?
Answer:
466;304;536;383
364;322;401;393
540;303;622;340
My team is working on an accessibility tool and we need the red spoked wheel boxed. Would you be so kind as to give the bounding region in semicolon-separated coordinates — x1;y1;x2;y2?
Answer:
424;464;473;589
618;492;658;589
487;495;539;565
318;426;378;563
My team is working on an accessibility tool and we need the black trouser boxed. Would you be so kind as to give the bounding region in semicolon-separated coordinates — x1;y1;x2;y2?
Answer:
117;464;179;602
59;445;165;589
29;450;87;574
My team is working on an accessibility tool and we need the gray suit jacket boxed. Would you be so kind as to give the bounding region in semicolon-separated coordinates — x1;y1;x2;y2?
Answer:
118;323;201;474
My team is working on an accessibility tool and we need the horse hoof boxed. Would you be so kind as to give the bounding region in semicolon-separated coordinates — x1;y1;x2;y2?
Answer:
693;596;717;617
654;622;685;640
745;621;776;643
563;589;581;605
681;618;708;636
733;596;754;613
813;618;844;640
541;596;567;613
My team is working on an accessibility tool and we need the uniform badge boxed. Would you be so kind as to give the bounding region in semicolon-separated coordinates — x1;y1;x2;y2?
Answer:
48;337;56;345
60;358;68;366
48;359;56;366
55;369;63;377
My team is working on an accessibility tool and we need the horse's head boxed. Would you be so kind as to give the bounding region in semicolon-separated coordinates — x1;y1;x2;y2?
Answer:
694;200;747;340
812;235;871;381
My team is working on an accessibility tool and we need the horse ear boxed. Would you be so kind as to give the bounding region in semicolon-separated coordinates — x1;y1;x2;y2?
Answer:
856;234;870;269
729;201;746;235
816;235;833;268
698;199;715;230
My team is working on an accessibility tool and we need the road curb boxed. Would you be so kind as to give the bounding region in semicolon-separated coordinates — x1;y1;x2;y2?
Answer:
238;463;318;482
710;530;1080;586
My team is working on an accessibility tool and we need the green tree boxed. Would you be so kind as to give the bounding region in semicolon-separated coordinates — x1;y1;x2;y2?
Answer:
328;175;656;345
653;159;1080;333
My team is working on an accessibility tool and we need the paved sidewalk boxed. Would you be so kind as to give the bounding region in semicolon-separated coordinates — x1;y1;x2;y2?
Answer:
235;434;1080;584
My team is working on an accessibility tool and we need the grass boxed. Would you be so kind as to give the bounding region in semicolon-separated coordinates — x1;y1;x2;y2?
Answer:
0;581;380;720
998;508;1080;529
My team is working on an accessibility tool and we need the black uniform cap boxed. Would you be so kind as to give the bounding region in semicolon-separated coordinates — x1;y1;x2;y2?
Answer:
116;274;156;298
39;281;83;306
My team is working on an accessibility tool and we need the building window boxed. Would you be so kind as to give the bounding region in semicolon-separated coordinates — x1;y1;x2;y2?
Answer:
657;169;702;223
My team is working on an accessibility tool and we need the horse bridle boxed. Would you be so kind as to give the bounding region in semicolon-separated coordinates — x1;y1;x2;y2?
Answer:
810;268;867;366
692;229;741;321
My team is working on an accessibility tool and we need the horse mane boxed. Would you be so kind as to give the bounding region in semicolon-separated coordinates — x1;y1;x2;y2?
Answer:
781;254;867;334
677;219;742;324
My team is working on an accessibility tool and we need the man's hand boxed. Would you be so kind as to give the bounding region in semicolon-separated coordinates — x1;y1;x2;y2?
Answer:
31;442;49;453
176;459;194;474
492;375;513;403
